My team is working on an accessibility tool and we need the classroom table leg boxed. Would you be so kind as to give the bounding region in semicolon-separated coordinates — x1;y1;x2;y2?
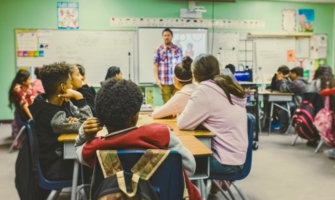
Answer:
268;103;274;134
71;160;79;200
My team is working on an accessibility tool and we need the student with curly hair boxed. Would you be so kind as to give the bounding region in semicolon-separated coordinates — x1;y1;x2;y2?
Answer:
29;62;92;181
9;69;35;148
152;56;196;119
75;78;201;199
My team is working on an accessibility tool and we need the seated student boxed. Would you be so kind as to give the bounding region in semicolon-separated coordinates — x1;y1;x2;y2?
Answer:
29;62;92;181
177;54;248;195
306;65;335;93
275;67;308;133
286;67;308;95
71;64;97;116
9;70;35;148
152;56;196;119
225;63;236;75
305;66;335;147
270;65;290;91
32;67;44;96
101;66;122;85
74;78;201;199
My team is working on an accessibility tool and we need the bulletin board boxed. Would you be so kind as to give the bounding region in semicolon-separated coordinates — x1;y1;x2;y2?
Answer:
15;29;136;86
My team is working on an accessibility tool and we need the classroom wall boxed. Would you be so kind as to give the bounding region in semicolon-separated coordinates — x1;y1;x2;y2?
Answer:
0;0;334;120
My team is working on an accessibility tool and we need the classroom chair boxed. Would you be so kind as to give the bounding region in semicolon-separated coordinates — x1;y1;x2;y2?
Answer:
8;114;26;153
25;119;73;200
207;113;255;200
91;150;184;200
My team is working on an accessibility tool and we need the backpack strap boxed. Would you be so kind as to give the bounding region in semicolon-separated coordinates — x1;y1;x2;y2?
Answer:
96;150;123;178
131;149;170;180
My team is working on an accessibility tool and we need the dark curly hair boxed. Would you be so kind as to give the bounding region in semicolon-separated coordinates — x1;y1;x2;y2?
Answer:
96;78;143;130
40;62;71;97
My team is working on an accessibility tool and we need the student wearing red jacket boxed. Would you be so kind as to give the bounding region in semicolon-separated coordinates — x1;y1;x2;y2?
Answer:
75;78;201;199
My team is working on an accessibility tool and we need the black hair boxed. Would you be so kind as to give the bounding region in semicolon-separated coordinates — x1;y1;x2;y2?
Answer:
75;64;85;76
34;67;42;79
162;28;173;36
313;65;335;89
105;66;121;80
225;64;236;74
96;78;143;130
40;62;71;98
193;54;245;105
174;56;193;85
277;65;290;75
8;70;31;109
290;67;303;77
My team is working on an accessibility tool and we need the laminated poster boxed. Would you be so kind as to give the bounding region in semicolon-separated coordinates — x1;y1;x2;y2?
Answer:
298;9;314;32
57;2;79;29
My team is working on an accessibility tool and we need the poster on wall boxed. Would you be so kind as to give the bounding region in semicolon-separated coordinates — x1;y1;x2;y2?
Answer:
282;9;296;32
298;9;314;32
57;2;79;29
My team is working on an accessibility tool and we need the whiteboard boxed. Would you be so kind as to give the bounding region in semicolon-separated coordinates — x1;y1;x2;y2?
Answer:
16;29;136;86
138;28;208;83
212;32;240;70
254;38;296;80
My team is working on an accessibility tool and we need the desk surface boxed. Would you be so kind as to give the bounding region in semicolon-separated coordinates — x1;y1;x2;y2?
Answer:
58;134;212;156
138;114;215;137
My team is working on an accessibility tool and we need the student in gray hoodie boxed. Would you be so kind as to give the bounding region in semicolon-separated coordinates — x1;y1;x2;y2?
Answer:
29;62;92;181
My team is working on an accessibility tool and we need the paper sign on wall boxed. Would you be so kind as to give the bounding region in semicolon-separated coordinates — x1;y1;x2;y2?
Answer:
57;2;79;29
287;49;296;61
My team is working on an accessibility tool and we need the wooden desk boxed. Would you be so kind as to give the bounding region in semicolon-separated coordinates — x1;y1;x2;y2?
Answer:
249;90;294;134
255;90;293;102
138;114;215;148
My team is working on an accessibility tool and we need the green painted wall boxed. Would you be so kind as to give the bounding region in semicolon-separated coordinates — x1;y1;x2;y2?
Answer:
0;0;334;120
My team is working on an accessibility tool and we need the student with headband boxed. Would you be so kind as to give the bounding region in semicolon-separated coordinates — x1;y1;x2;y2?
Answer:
152;56;196;119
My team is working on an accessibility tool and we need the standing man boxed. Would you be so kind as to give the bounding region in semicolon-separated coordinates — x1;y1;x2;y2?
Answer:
154;28;183;103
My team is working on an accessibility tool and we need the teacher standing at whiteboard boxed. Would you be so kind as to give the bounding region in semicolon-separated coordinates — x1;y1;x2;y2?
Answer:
154;28;183;103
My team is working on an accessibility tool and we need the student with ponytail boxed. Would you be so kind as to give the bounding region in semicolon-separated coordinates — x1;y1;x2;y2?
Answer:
178;54;248;192
152;56;196;119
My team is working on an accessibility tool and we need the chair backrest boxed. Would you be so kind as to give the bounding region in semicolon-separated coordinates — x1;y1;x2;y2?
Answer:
210;113;255;181
91;150;184;200
25;119;72;190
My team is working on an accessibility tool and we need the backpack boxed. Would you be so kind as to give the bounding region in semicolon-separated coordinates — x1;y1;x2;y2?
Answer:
314;96;335;146
91;149;185;200
292;100;319;141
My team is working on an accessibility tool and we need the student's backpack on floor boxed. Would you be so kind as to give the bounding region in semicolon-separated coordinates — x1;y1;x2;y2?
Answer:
292;100;319;141
91;149;184;200
314;96;335;146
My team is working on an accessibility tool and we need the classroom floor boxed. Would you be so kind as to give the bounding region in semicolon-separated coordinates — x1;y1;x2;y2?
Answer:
0;123;334;200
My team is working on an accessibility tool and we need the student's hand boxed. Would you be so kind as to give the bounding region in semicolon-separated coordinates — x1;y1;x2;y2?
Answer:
67;116;79;123
156;80;162;89
83;117;103;140
58;89;83;100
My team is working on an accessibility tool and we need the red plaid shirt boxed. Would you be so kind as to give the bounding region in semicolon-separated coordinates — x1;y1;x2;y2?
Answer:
154;44;183;85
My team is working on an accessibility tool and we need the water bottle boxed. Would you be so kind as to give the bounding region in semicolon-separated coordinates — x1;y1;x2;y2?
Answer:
255;66;266;91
